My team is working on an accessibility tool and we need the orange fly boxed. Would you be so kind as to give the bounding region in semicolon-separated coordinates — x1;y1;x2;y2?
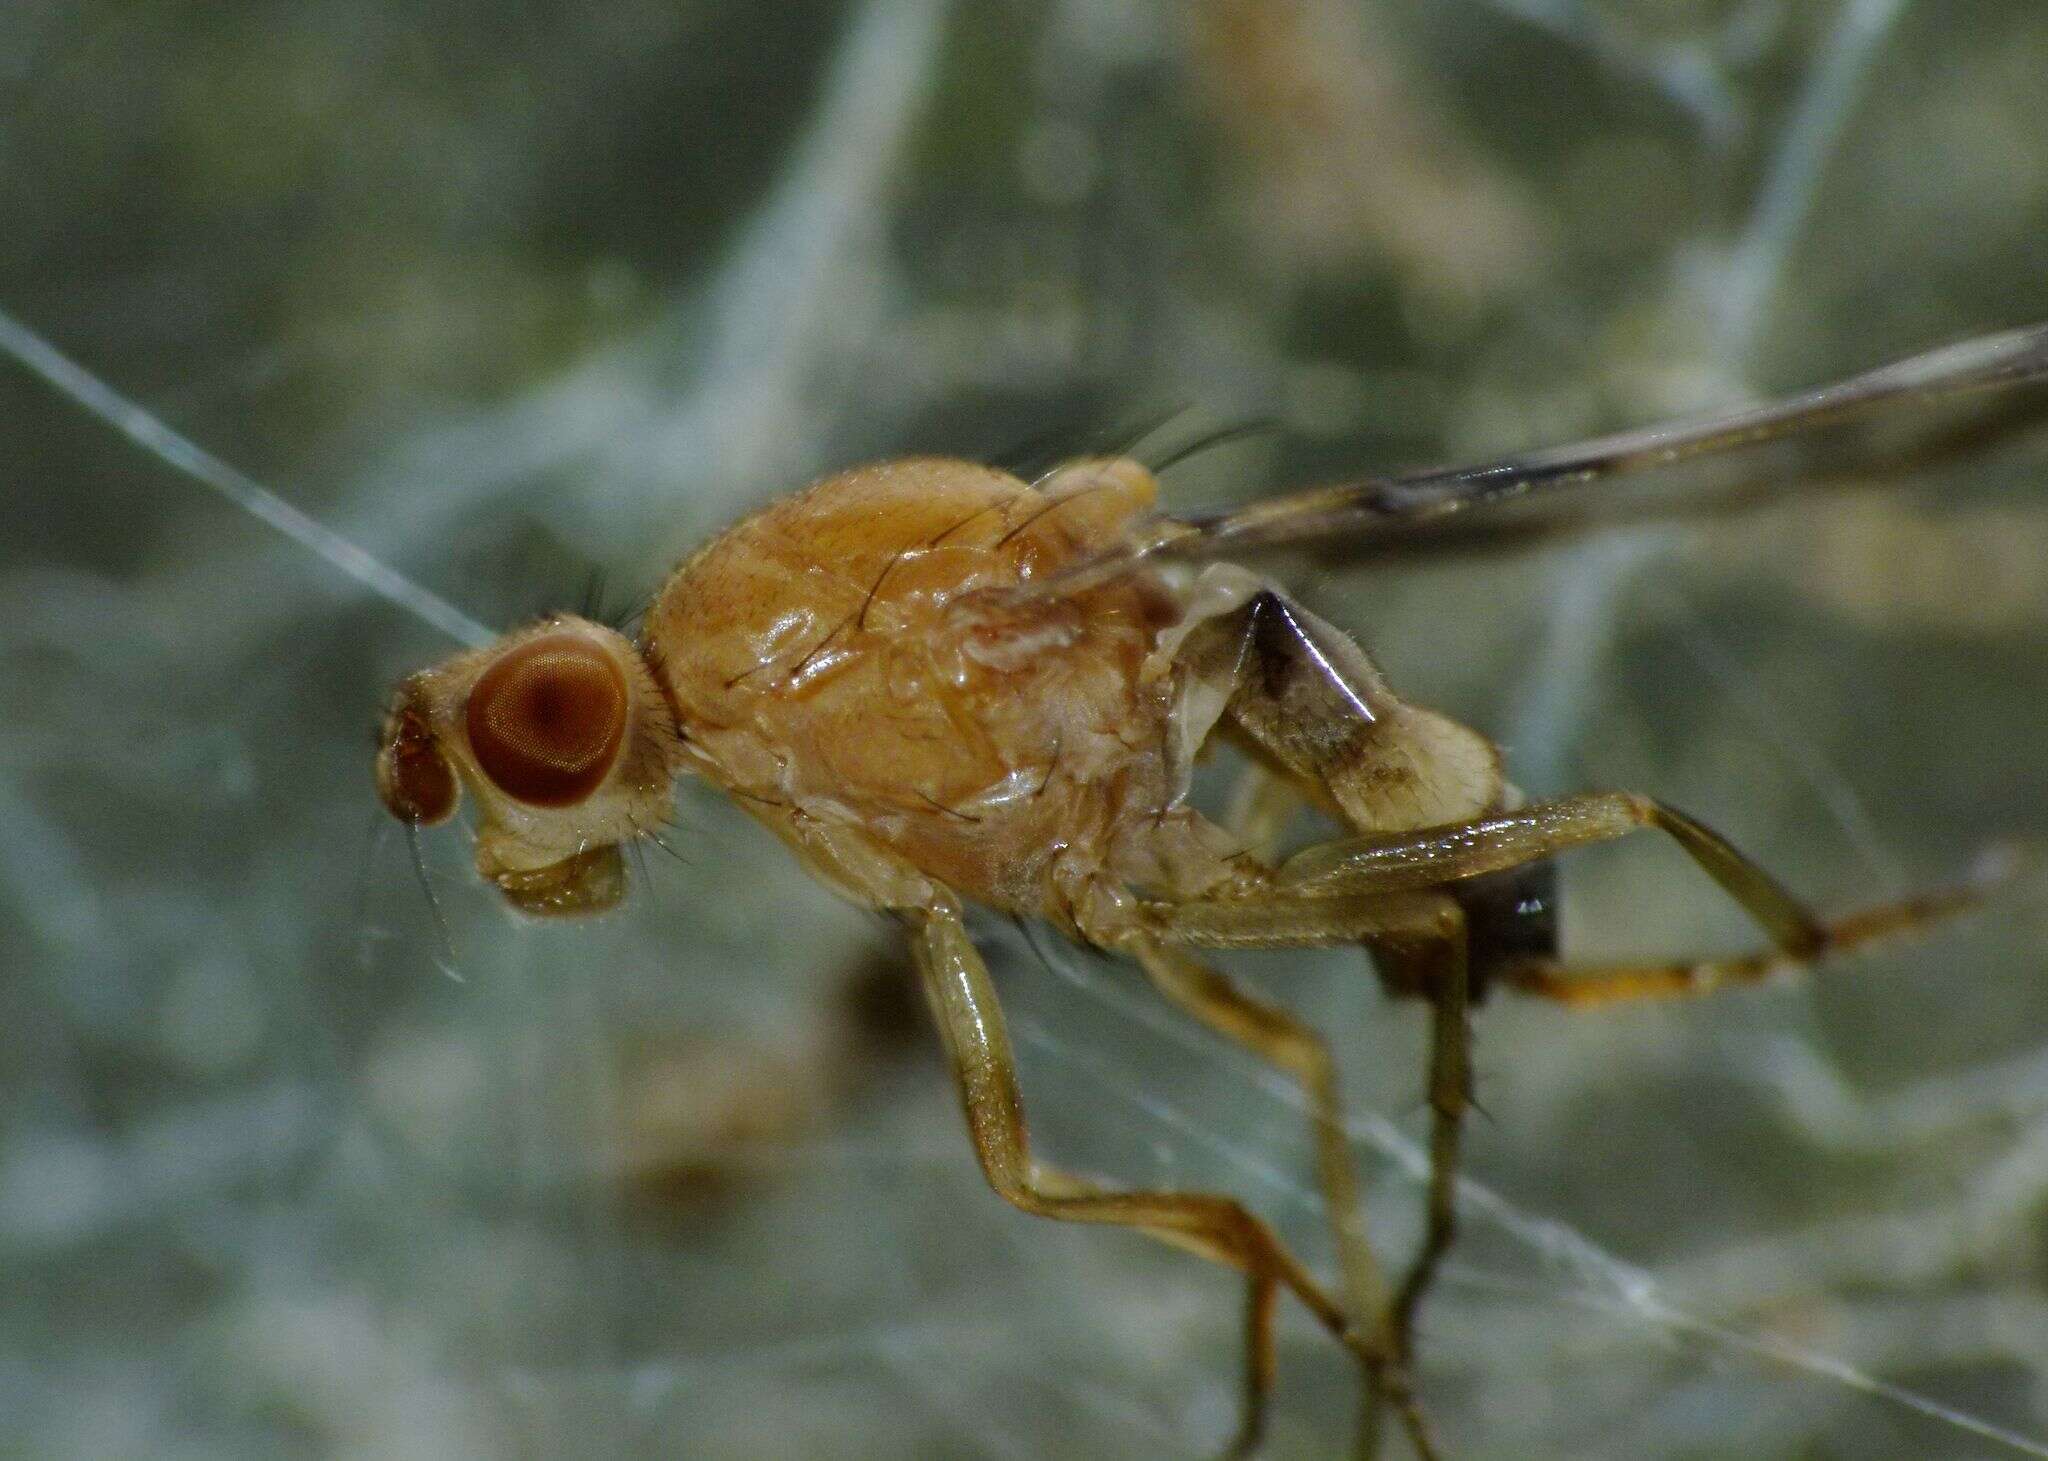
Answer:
377;321;2048;1458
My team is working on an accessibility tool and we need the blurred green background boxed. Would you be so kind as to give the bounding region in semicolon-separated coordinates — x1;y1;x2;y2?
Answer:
4;1;2048;1456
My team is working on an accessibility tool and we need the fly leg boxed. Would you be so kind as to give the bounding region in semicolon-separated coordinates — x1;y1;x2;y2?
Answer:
1127;891;1468;1461
1269;792;1998;988
1494;873;1993;1005
1168;588;1507;1454
1142;802;2002;1452
907;897;1360;1459
1121;937;1391;1456
1159;590;1997;1453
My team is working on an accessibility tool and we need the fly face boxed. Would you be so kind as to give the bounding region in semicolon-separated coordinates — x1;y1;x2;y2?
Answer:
374;614;683;916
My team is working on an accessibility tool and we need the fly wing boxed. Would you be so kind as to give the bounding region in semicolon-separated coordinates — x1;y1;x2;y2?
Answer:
1044;320;2048;590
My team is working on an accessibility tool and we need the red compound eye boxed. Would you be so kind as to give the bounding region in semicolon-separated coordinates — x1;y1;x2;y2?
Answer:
465;633;628;807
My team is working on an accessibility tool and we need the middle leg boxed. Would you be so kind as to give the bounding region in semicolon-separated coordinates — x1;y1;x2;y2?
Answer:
1126;890;1474;1461
1123;937;1390;1339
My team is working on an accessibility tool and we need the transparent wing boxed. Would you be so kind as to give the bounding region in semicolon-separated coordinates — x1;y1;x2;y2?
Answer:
1045;320;2048;590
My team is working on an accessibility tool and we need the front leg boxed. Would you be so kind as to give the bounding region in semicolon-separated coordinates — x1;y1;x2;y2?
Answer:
906;897;1363;1458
